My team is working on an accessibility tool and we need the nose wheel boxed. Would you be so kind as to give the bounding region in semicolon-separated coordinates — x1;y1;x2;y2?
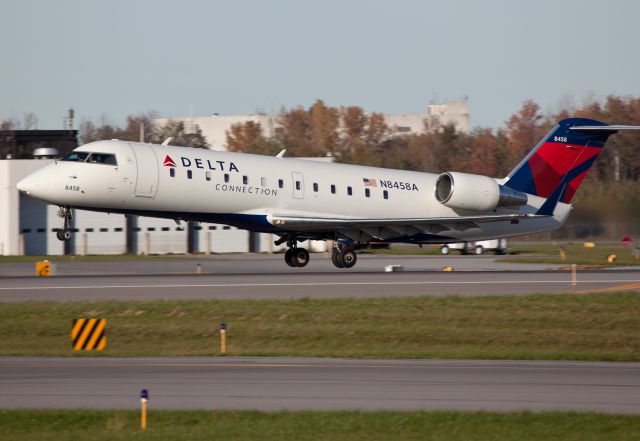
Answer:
56;206;73;242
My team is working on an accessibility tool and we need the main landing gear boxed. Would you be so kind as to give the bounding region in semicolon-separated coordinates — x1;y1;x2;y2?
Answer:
56;206;73;241
331;243;357;269
278;236;310;268
275;235;357;269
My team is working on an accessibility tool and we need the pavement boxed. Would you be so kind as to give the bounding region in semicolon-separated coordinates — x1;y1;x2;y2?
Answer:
1;254;639;302
1;357;638;413
1;255;639;414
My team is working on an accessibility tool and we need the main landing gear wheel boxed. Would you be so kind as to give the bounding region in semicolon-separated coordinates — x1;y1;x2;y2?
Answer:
293;248;310;267
284;247;310;268
331;247;357;269
331;249;344;268
284;249;296;267
340;249;357;268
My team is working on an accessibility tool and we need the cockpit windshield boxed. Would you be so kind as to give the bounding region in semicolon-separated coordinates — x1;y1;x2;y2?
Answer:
61;151;90;162
61;152;117;166
87;153;117;165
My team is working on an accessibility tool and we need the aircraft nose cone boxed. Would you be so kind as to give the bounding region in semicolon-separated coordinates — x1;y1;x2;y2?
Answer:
16;177;37;195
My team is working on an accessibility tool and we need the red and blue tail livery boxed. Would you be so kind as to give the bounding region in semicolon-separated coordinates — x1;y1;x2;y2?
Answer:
504;118;613;204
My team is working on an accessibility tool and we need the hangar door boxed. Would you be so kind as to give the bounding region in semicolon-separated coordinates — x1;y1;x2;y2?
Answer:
130;144;159;198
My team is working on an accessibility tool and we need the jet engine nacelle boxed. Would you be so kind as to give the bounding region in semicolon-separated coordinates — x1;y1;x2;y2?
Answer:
434;172;528;212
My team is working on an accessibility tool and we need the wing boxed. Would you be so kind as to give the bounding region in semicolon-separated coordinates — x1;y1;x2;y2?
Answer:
267;213;548;241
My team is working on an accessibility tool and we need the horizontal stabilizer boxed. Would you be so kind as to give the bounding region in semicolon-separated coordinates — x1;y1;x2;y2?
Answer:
570;125;640;132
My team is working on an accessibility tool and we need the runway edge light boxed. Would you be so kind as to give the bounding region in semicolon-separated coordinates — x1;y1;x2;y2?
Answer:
140;389;149;432
219;322;227;354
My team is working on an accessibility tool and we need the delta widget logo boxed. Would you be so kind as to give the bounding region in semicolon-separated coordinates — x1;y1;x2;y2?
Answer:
163;155;176;167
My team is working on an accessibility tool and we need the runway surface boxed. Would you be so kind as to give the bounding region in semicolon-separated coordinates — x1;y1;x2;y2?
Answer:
1;255;639;302
1;357;638;413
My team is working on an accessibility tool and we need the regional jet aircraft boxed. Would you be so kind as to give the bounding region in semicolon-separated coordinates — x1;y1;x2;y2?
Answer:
16;118;639;268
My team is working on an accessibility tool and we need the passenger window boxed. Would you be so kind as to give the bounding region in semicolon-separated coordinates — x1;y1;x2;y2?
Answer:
383;190;389;200
331;184;336;194
261;177;267;187
243;175;248;185
224;174;230;183
169;168;175;178
347;186;352;196
278;179;284;189
187;170;193;179
206;171;211;181
313;183;318;192
365;188;370;198
295;181;301;191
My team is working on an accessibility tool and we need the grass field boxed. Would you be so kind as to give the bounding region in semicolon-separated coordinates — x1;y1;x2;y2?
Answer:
501;243;640;266
2;410;639;441
0;293;638;360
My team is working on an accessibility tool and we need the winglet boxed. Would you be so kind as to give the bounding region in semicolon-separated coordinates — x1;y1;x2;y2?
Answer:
162;137;173;146
276;149;286;158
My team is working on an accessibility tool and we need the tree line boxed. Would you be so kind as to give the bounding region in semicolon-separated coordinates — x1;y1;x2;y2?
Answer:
1;112;209;149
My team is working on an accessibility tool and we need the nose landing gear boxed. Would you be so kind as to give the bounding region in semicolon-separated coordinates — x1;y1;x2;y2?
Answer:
56;206;73;241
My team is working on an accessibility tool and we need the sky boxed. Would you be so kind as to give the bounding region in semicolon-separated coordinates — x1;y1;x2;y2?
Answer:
2;0;640;131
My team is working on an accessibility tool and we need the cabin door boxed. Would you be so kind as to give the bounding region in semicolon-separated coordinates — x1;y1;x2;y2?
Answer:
130;144;159;198
291;172;304;199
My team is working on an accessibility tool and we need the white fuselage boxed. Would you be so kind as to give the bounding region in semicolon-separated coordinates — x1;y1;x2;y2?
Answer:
17;140;570;243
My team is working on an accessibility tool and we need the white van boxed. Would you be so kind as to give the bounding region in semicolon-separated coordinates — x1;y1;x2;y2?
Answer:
440;239;509;255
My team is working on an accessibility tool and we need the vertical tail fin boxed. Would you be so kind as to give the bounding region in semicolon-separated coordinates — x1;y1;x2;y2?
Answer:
504;118;612;204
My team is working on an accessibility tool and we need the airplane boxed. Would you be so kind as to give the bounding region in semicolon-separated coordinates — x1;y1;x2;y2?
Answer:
16;117;640;268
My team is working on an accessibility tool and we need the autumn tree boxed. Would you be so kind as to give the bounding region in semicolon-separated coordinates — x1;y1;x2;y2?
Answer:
308;100;340;155
152;120;208;148
340;107;388;165
274;107;314;156
121;112;157;143
464;128;498;176
0;118;16;130
226;121;279;155
504;100;550;168
79;118;124;144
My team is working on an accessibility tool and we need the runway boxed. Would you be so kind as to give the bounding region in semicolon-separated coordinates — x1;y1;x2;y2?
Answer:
1;255;639;302
1;357;638;413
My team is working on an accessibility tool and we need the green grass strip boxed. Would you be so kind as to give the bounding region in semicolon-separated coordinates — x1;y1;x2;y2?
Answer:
0;293;638;360
1;409;639;441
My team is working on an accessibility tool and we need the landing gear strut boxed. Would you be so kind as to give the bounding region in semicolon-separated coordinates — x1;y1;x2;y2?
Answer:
56;206;73;241
279;235;309;268
331;243;357;269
